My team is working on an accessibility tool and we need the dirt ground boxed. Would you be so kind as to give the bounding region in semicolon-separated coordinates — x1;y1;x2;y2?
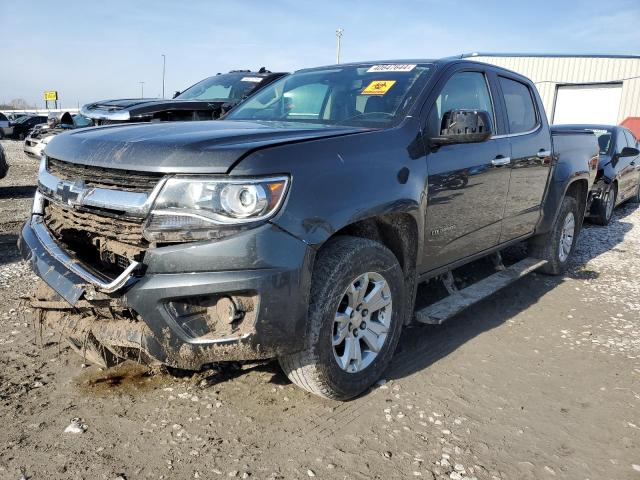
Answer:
0;138;638;480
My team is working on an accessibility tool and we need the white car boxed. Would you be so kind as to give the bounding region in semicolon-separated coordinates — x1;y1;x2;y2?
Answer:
23;112;93;158
0;112;9;139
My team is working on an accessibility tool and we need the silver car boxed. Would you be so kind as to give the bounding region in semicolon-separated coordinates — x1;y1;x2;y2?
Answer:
0;143;8;179
24;112;93;158
0;112;9;139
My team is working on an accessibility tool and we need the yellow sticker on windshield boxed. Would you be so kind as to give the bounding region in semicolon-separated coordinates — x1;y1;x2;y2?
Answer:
361;80;396;95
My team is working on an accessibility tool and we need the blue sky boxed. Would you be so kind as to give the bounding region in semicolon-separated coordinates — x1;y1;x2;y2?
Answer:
1;0;639;108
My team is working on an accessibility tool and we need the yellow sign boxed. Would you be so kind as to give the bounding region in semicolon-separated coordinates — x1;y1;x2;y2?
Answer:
361;80;396;95
44;91;58;101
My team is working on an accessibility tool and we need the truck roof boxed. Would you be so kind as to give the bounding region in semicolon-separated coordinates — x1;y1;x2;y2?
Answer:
294;58;531;83
553;124;619;131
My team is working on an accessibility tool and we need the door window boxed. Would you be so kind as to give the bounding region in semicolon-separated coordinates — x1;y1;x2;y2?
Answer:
623;129;638;149
427;72;494;136
499;77;538;134
616;129;628;152
283;83;329;120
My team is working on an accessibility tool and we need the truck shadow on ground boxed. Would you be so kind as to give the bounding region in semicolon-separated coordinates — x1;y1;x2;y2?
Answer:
0;233;21;265
229;208;636;395
0;185;36;199
383;207;635;385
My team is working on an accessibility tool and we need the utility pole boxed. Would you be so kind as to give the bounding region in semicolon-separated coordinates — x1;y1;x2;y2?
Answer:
139;81;145;98
336;28;344;64
161;54;166;98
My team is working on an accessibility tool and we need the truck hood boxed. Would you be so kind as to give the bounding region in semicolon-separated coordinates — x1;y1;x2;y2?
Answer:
81;98;230;121
44;120;371;174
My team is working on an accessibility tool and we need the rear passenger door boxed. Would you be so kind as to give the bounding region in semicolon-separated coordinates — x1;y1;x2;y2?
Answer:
615;128;637;201
622;129;640;199
497;75;552;242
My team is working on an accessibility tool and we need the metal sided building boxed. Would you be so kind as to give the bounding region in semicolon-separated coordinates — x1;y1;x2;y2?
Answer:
462;53;640;135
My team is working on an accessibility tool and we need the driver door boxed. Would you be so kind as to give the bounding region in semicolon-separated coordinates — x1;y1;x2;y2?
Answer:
421;69;511;271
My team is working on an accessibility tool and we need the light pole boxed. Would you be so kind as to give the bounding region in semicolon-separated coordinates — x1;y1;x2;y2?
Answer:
139;81;145;98
161;54;166;99
336;28;344;64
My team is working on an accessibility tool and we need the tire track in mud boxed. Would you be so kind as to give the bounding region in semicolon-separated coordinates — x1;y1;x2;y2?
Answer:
291;329;455;443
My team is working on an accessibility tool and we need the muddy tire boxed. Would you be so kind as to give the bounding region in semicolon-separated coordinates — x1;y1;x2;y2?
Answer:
591;183;617;226
529;196;579;275
278;236;405;400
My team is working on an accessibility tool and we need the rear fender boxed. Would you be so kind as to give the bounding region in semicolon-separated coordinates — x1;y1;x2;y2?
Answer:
536;173;589;235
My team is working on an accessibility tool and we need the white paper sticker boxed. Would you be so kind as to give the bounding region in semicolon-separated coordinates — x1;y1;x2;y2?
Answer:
366;64;416;73
241;76;263;83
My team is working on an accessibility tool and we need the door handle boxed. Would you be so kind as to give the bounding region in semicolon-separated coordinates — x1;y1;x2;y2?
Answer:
631;161;636;166
491;156;511;166
537;150;551;159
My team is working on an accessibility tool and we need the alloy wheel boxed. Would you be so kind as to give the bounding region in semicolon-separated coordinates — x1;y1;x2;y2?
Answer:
605;188;615;220
559;212;575;262
332;272;392;373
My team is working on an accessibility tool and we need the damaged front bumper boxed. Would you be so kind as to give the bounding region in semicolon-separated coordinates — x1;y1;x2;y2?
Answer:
19;210;314;369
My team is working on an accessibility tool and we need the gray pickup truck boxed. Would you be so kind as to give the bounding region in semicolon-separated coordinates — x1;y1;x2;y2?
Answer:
20;59;598;400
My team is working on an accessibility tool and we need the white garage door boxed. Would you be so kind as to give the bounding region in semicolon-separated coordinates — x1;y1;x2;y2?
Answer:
553;83;622;125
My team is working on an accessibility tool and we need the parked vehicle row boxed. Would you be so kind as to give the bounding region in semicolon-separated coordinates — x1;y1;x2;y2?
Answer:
20;58;603;400
555;124;640;225
0;112;48;140
23;112;93;159
81;68;287;125
0;143;7;180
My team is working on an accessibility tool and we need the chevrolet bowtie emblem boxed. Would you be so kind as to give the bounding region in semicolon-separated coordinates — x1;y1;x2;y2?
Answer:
55;179;86;206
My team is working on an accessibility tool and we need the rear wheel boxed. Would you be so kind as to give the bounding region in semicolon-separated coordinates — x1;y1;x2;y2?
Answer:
278;236;405;400
529;195;579;275
592;183;617;225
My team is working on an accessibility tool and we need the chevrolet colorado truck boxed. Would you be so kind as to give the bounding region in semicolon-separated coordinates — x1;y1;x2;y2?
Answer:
81;69;287;125
20;59;598;400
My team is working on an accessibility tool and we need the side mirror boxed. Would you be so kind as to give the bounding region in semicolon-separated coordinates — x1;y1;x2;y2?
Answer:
430;109;493;146
620;146;640;157
172;91;181;99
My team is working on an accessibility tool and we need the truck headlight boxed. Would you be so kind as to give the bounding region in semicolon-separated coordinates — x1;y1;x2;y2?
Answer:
143;175;289;242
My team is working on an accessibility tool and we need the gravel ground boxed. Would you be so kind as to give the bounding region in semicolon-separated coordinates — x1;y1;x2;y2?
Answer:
0;138;639;480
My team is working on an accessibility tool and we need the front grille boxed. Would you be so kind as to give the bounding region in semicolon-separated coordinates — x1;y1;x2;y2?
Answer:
45;201;145;246
46;157;163;192
44;200;147;276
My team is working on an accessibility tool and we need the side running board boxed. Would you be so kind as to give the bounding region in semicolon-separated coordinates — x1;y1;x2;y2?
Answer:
415;257;548;325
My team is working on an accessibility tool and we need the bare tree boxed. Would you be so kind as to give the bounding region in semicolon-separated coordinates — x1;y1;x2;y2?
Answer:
8;98;35;109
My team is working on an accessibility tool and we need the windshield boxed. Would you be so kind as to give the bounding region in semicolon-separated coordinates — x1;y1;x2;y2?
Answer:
14;115;34;124
226;63;433;127
176;73;265;101
590;128;613;155
73;114;94;127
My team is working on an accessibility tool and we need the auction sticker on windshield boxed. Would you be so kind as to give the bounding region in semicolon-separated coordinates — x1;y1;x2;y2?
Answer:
362;80;396;95
241;77;263;82
366;64;416;73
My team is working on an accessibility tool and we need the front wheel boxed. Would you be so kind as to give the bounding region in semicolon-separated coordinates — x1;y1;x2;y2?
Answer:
529;195;580;275
278;236;405;400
